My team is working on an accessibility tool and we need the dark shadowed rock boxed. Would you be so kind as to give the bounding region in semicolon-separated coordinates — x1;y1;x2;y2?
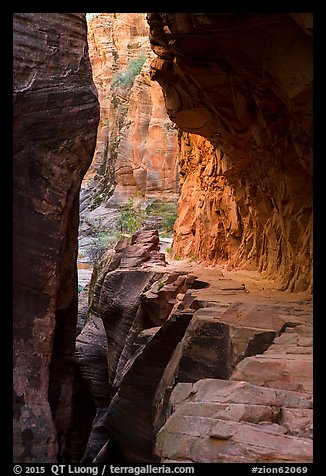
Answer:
13;13;99;462
75;314;109;462
103;310;194;463
93;268;164;397
88;230;194;399
75;230;197;461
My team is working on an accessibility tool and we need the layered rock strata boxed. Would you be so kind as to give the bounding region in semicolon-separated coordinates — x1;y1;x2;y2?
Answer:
153;271;313;463
76;230;199;461
231;324;313;394
76;235;312;463
148;13;313;292
156;380;313;463
104;309;194;462
83;13;179;210
13;13;99;462
75;314;108;462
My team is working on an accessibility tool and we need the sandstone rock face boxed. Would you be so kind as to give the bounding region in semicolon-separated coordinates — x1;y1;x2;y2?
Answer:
75;314;109;462
109;64;179;205
167;303;286;384
76;234;312;463
156;379;313;463
231;324;313;394
84;13;179;207
151;266;312;463
148;13;312;292
13;13;99;462
75;230;198;461
105;309;194;463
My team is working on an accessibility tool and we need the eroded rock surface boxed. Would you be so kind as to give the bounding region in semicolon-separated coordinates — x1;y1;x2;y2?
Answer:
75;231;198;461
14;12;313;466
156;380;313;463
104;309;194;463
231;324;313;394
83;13;179;209
151;264;312;463
13;13;99;462
75;314;109;462
78;242;313;464
148;13;312;292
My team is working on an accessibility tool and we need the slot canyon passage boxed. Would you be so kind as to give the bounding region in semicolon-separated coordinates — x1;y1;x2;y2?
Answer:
13;13;313;464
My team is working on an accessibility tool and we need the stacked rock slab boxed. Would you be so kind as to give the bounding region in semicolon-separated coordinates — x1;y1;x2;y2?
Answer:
76;233;312;463
153;272;312;463
231;324;313;394
156;380;312;463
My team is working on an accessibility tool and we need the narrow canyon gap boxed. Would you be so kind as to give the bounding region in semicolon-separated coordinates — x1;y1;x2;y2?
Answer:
13;13;99;462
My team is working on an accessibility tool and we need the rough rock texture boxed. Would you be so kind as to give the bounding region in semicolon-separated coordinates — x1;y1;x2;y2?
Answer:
90;231;168;399
148;13;312;292
231;324;313;394
77;238;312;463
151;265;312;463
152;297;312;438
155;379;313;463
104;309;194;463
84;13;179;207
164;302;287;384
13;13;99;462
75;231;198;461
75;314;109;462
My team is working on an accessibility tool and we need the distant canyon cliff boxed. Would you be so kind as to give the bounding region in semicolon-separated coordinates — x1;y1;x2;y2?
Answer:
84;13;179;208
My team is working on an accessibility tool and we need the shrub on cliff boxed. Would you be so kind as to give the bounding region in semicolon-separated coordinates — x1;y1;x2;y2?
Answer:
86;13;101;21
111;54;147;90
85;232;117;264
117;198;146;234
145;201;178;234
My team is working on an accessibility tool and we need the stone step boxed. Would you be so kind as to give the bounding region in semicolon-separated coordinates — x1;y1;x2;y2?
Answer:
156;415;312;463
231;355;313;394
257;353;313;360
155;379;313;463
264;346;312;355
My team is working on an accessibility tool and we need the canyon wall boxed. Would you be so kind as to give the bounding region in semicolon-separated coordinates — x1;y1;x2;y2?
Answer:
13;13;99;462
84;13;179;208
12;11;313;465
148;13;313;292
